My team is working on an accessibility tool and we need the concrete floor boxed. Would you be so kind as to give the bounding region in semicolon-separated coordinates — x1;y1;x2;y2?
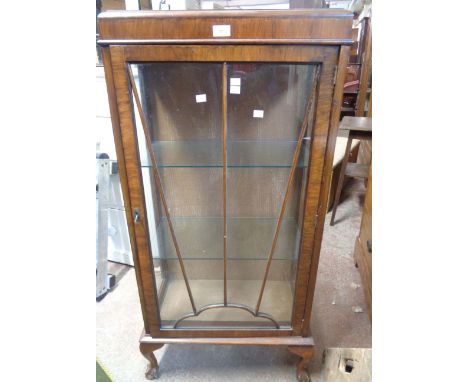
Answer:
96;179;371;382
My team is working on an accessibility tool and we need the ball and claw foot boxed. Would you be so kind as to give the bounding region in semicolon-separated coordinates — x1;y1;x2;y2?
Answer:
140;343;164;380
296;358;311;382
288;345;314;382
144;365;160;380
297;367;311;382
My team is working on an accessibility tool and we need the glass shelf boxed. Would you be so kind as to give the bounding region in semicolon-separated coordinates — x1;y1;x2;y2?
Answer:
142;139;310;168
154;217;300;261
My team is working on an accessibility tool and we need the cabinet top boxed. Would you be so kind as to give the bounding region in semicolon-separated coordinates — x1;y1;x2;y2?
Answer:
97;10;353;46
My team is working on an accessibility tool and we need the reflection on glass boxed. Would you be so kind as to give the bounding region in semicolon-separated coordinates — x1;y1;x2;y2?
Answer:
130;61;318;329
140;140;309;168
227;63;316;326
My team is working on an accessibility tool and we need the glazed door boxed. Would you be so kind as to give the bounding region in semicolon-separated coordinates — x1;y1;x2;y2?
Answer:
109;45;338;337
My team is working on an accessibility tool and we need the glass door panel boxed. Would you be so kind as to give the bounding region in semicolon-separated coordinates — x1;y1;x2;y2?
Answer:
128;61;318;329
130;62;224;328
226;63;318;327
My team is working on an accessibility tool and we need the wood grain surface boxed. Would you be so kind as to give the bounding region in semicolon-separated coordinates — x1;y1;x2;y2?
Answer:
101;6;351;352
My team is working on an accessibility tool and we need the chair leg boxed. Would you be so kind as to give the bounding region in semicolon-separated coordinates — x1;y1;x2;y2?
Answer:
330;134;353;226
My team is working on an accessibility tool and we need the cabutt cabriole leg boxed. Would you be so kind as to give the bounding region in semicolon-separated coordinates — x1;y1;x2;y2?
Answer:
140;342;164;380
288;345;315;382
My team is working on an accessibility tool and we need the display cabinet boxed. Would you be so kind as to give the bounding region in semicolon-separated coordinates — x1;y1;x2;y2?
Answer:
98;9;352;381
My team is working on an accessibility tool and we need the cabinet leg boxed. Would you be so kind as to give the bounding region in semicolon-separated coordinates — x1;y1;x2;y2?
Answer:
140;343;164;380
288;345;315;382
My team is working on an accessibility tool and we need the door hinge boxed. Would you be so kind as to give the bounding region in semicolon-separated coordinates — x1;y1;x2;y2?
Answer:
333;65;338;85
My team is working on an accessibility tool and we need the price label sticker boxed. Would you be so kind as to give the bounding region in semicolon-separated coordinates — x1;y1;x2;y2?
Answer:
195;94;207;103
230;78;241;86
213;25;231;37
253;110;264;118
230;85;241;94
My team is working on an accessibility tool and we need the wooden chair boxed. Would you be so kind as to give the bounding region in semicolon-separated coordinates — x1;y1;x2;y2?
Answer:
330;117;372;226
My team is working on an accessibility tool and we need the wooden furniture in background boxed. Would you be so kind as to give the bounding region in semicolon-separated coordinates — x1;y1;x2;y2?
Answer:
327;136;359;211
354;163;372;321
330;117;371;226
98;10;352;381
355;17;372;117
331;17;371;208
341;17;372;118
353;18;372;168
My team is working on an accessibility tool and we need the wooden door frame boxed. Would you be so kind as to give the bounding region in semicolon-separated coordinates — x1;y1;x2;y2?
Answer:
103;43;349;339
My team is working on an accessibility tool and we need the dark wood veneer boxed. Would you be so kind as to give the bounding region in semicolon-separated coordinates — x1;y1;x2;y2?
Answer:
99;10;352;381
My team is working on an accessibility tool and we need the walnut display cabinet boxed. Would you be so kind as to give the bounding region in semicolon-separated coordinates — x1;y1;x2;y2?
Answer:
98;9;352;381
